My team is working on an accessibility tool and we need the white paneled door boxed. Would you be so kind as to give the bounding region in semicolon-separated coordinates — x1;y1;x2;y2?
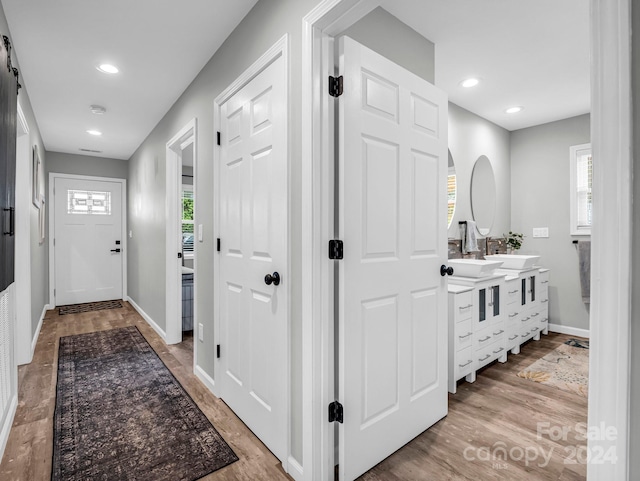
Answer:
216;49;287;463
338;36;449;481
53;177;123;306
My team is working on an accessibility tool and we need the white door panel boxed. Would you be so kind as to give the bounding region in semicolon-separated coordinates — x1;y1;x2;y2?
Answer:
217;52;287;463
338;36;448;481
54;178;123;306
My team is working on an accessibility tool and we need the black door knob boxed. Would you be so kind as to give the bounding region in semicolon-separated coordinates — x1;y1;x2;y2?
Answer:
265;272;281;286
440;265;454;277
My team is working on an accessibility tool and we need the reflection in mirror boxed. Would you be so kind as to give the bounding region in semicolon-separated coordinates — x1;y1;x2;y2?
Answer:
447;150;456;228
470;155;496;235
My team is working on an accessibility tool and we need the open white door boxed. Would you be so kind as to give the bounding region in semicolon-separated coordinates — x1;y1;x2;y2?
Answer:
53;177;124;306
338;36;449;480
215;43;288;463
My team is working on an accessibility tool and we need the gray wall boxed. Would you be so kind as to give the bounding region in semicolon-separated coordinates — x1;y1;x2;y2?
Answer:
127;0;321;464
0;6;48;342
448;102;511;239
340;7;435;84
46;151;128;180
510;114;590;331
630;1;640;477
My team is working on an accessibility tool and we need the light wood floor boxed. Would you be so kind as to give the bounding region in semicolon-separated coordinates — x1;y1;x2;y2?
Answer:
0;303;587;481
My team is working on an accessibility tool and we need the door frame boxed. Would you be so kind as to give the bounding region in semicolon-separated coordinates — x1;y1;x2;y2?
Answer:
48;173;128;308
165;118;197;347
301;1;632;480
212;34;293;474
14;100;31;365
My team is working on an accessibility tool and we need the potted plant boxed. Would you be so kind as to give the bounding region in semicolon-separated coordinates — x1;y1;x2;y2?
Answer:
504;231;524;253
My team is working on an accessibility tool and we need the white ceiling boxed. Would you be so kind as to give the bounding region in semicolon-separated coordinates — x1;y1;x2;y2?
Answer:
2;0;589;161
1;0;258;160
382;0;590;131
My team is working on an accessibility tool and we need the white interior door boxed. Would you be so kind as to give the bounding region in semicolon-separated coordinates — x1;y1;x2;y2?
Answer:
54;177;123;306
217;51;288;463
338;36;449;480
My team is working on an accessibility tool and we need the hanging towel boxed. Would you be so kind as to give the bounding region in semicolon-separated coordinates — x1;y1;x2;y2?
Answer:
578;240;591;304
465;220;480;252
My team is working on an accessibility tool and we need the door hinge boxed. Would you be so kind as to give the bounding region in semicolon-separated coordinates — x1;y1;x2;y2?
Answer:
53;238;55;246
217;131;221;146
329;75;343;97
328;401;343;423
217;238;221;252
216;344;221;358
329;240;343;260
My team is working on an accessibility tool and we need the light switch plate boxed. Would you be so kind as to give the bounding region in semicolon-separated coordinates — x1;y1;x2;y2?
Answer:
198;224;203;242
198;323;204;342
533;227;549;238
129;230;133;238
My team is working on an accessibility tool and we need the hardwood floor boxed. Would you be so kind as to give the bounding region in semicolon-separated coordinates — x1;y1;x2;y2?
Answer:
0;303;587;481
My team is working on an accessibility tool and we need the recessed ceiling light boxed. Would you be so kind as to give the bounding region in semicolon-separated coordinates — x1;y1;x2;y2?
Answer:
461;78;480;88
97;64;119;74
505;106;524;114
90;105;106;115
86;130;102;136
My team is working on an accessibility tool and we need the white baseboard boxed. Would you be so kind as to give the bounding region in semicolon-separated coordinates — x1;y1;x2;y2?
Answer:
127;297;167;341
548;323;590;339
194;365;216;395
0;394;18;461
29;304;49;361
286;456;304;481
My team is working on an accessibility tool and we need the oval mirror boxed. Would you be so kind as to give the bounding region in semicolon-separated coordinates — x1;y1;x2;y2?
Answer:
447;150;456;229
470;155;496;235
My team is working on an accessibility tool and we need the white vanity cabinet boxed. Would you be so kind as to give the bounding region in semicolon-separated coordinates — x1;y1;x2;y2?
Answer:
447;285;475;394
447;274;506;393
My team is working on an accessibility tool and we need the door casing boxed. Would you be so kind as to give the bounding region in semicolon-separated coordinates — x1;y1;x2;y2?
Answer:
48;173;127;308
301;1;633;480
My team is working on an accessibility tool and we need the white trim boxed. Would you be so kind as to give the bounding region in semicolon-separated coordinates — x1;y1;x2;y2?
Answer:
194;365;217;395
29;303;48;359
301;2;381;480
0;393;18;461
213;34;291;471
14;101;32;366
286;456;304;481
127;296;167;340
165;118;197;346
548;323;590;339
569;142;592;236
48;173;127;307
588;0;632;479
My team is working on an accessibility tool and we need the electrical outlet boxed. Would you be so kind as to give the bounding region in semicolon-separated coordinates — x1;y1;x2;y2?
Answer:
198;224;203;242
532;227;549;238
198;323;204;342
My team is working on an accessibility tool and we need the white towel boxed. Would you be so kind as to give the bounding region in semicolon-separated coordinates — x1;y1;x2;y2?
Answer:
465;220;479;252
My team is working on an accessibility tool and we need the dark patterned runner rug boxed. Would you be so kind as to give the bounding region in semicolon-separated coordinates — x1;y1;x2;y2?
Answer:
58;299;123;315
52;326;238;481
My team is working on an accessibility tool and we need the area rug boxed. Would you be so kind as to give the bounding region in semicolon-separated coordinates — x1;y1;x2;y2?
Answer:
58;299;123;315
53;326;238;481
516;339;589;397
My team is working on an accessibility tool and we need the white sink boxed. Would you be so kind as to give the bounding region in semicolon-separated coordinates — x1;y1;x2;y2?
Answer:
448;259;504;278
484;254;541;270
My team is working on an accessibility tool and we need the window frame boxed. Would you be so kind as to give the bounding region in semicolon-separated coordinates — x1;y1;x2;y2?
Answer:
569;142;592;236
181;184;195;258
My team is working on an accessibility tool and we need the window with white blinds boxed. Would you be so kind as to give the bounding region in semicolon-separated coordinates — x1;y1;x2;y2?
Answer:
182;186;194;256
570;143;592;236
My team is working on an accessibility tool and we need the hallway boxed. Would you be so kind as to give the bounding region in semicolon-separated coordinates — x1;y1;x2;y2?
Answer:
0;303;292;481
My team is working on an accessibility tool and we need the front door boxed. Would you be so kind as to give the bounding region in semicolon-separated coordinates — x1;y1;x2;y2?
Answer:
53;177;123;306
216;49;288;463
338;36;449;480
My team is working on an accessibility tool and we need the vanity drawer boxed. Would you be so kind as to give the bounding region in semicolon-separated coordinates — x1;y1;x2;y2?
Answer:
454;346;474;379
454;292;474;322
454;318;473;352
506;281;520;305
506;330;520;349
474;325;498;351
506;308;521;326
476;343;506;369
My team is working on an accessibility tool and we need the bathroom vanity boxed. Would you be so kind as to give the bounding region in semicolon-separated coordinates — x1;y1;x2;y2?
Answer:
447;257;550;394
